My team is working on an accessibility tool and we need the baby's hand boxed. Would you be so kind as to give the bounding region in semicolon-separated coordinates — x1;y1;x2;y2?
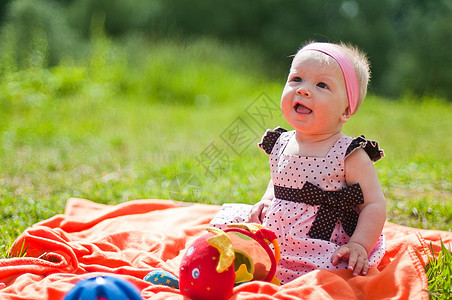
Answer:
248;199;271;223
331;242;369;276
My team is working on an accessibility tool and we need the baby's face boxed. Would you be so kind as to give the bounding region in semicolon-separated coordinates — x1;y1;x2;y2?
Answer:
280;51;350;135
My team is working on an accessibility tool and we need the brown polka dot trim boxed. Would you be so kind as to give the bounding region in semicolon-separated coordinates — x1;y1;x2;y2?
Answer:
258;127;288;155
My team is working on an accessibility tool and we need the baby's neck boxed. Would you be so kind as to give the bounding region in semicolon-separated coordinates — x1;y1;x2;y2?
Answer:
285;131;343;157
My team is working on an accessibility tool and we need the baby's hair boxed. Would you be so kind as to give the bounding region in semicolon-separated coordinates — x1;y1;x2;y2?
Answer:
297;41;371;114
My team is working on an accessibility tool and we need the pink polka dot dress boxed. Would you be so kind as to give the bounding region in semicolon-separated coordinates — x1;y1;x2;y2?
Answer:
259;127;386;284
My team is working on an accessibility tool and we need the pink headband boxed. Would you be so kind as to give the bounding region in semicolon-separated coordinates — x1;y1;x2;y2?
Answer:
300;43;360;115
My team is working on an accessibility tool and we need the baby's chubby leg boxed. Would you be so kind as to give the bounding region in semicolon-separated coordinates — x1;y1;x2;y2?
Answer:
210;179;275;227
209;203;254;229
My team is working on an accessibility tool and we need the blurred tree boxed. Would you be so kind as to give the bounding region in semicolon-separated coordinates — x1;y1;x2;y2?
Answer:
387;0;452;99
0;0;13;25
152;0;399;92
66;0;162;37
0;0;79;68
0;0;451;99
148;0;452;99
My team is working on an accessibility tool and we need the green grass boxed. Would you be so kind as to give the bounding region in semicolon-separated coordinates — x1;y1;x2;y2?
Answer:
0;36;451;297
425;241;452;299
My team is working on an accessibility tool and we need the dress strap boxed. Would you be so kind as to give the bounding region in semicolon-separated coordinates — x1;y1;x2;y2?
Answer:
258;127;287;155
345;135;384;162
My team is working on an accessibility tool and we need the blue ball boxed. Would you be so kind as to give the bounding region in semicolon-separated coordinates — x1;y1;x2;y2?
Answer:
144;270;179;289
64;276;142;300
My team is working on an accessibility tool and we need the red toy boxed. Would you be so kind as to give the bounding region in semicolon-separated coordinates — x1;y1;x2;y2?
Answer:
179;224;280;300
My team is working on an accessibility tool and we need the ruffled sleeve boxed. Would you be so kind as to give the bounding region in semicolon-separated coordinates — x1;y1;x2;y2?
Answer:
258;127;287;155
345;135;384;162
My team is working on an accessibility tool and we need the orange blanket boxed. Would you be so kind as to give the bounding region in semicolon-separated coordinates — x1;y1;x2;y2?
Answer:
0;198;451;300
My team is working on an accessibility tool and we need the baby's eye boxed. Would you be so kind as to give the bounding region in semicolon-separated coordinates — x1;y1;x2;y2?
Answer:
292;77;302;82
317;82;328;89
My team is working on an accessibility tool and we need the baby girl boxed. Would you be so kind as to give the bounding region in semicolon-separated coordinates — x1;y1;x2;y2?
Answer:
211;42;386;284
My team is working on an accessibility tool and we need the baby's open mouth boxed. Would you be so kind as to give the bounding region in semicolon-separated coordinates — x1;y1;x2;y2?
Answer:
294;103;312;114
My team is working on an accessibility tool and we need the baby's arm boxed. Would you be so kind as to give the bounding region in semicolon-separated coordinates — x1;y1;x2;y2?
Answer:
248;179;274;223
331;148;386;276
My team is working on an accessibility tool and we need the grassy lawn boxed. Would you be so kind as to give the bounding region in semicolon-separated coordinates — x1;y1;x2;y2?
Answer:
0;37;451;297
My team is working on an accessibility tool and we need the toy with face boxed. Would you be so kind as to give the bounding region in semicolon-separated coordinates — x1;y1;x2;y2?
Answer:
179;227;236;300
178;224;280;300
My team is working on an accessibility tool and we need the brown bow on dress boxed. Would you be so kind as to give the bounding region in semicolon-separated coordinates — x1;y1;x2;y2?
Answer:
274;182;364;241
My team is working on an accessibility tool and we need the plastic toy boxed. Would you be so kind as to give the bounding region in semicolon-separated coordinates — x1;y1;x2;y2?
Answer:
145;223;280;300
144;269;179;289
64;276;142;300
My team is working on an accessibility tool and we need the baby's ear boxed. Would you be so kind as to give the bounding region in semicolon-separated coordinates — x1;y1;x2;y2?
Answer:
340;107;351;123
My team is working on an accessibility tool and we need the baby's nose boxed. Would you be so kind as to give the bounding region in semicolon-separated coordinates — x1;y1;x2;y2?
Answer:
296;87;311;97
